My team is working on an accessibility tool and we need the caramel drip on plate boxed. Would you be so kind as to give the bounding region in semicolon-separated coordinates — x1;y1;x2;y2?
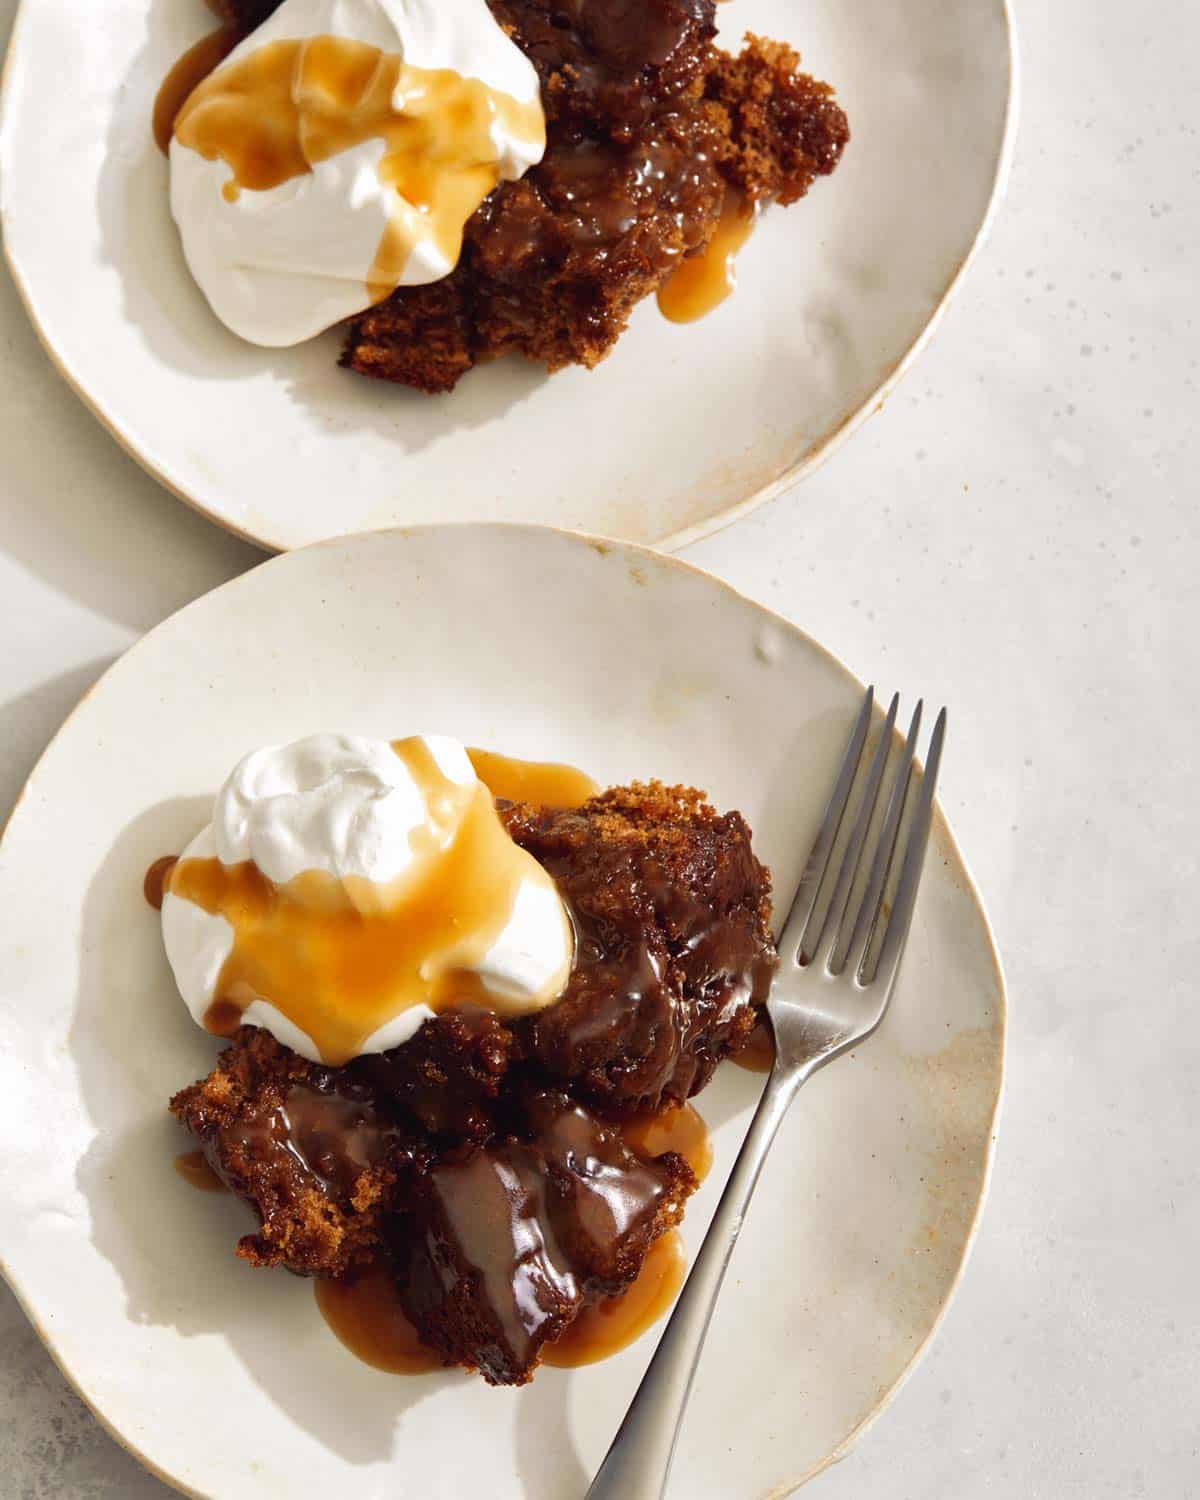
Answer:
732;1013;776;1073
153;26;240;156
657;191;758;324
542;1231;686;1368
622;1101;712;1183
467;748;599;810
173;1148;227;1192
143;854;179;910
315;1265;442;1374
167;736;566;1066
544;1101;712;1367
171;35;544;301
317;1234;688;1376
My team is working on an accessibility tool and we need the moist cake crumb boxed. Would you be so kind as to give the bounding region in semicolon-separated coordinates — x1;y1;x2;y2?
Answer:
170;1028;417;1275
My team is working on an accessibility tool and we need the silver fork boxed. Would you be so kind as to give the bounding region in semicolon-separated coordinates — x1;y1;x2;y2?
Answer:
586;686;947;1500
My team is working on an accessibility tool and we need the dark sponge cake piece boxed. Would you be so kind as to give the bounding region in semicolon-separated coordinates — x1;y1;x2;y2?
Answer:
505;782;777;1116
342;29;848;391
489;0;719;135
705;35;850;203
351;1004;514;1144
400;1091;695;1384
344;277;476;396
170;1027;415;1275
170;1010;511;1271
343;104;728;389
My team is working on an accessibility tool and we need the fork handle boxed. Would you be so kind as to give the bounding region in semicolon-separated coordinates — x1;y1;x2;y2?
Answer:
585;1065;805;1500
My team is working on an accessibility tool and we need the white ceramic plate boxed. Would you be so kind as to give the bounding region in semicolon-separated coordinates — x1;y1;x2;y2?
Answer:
0;525;1004;1499
0;0;1015;552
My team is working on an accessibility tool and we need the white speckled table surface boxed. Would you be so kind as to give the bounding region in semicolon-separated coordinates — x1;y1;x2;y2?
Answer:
1;0;1196;1493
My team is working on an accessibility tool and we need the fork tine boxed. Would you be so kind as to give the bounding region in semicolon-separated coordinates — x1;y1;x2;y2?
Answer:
822;692;899;972
779;686;874;960
858;706;947;988
841;698;923;974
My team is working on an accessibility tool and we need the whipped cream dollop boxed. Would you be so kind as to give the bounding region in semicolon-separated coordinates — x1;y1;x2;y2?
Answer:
161;733;574;1064
169;0;545;346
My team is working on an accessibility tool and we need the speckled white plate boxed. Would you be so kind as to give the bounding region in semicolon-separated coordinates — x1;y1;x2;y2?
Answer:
0;0;1015;552
0;526;1004;1499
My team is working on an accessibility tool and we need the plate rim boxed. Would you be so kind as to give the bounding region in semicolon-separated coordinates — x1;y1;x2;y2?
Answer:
0;1;1019;555
0;521;1007;1499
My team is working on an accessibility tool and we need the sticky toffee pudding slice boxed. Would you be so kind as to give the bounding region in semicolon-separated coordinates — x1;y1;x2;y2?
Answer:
169;779;777;1382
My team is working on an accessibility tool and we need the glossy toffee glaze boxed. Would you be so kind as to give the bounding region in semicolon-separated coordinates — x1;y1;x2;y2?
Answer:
164;737;568;1066
173;1148;227;1192
170;35;544;300
538;1104;710;1367
413;1095;690;1380
517;800;778;1111
478;126;722;261
316;1232;686;1378
488;0;711;131
315;1264;442;1374
179;1092;698;1376
542;1230;686;1367
152;26;239;155
410;1101;702;1377
657;192;758;323
230;1080;400;1197
143;854;178;911
467;747;598;811
177;1074;406;1263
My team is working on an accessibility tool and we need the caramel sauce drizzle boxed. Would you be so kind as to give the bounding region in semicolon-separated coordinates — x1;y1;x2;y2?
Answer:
657;191;758;324
153;26;241;156
143;854;179;911
173;1148;227;1192
169;35;544;302
315;1229;690;1376
467;748;598;810
543;1231;686;1368
622;1101;713;1183
184;1102;707;1371
315;1264;443;1375
165;737;567;1067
